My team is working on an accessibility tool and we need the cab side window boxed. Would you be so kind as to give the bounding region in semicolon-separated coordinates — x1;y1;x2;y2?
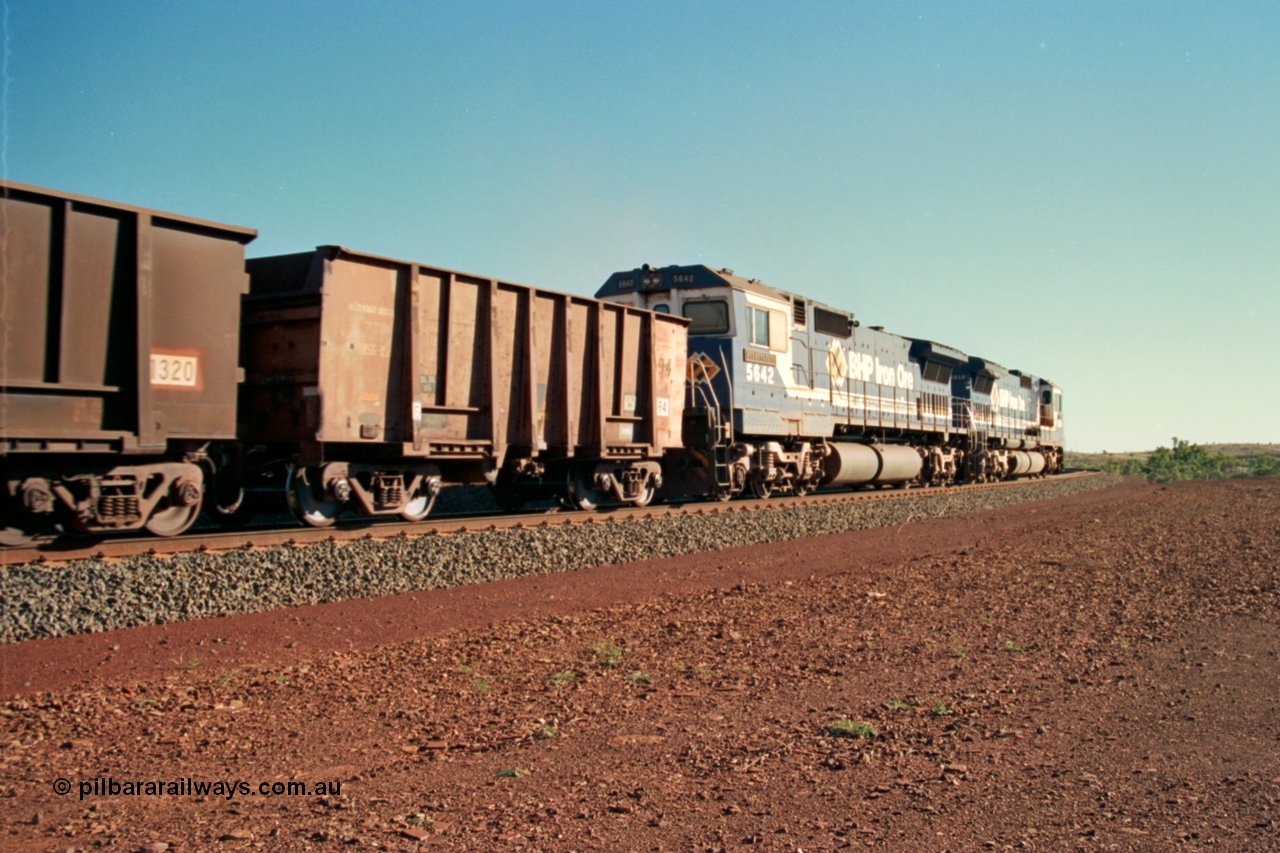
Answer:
746;306;769;346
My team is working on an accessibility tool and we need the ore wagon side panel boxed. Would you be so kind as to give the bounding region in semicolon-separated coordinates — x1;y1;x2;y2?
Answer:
0;181;254;453
491;283;525;453
238;290;322;445
532;292;566;452
649;313;686;450
568;300;593;449
313;255;406;445
149;221;254;440
416;268;488;443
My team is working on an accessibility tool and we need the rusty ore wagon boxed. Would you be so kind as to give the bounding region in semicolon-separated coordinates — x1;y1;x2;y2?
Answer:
237;246;688;526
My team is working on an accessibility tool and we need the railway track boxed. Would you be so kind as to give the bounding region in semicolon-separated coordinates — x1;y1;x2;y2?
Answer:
0;472;1097;566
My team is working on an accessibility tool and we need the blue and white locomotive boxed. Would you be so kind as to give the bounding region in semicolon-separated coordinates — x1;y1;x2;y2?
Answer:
596;264;1063;499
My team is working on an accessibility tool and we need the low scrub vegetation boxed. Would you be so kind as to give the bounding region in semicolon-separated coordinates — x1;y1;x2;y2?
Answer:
1079;439;1279;483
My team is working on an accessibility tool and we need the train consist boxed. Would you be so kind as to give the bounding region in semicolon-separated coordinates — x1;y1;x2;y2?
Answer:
0;181;1062;543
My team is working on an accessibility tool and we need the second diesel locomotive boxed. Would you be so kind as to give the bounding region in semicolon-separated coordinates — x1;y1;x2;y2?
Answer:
595;264;1064;501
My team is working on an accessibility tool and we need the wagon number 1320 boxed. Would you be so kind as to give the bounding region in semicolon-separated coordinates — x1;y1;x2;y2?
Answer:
150;353;199;387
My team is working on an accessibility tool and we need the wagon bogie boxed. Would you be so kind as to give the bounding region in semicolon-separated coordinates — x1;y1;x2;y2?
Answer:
565;459;662;510
284;460;443;527
3;459;206;537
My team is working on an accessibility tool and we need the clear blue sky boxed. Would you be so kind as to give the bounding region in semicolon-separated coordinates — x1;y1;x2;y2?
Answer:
8;1;1278;452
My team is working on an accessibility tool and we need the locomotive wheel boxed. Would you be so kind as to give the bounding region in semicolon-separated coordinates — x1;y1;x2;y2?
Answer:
286;465;343;528
144;499;202;537
792;479;810;497
748;477;773;500
566;466;604;511
399;486;436;522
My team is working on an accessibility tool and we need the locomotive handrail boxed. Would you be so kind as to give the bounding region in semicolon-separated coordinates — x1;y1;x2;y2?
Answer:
718;347;735;444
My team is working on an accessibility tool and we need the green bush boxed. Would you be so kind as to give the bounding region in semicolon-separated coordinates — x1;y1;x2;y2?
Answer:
1111;438;1277;483
1250;455;1280;478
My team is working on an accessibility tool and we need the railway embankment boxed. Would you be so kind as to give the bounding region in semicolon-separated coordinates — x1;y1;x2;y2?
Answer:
2;474;1118;644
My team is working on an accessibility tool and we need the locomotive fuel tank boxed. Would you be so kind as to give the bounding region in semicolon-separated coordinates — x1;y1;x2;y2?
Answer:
822;443;923;487
1007;450;1048;477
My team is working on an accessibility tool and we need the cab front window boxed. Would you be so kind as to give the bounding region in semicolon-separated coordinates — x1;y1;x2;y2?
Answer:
682;300;729;335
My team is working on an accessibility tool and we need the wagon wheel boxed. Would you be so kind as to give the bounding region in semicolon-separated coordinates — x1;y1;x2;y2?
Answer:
566;465;604;511
144;498;202;537
748;476;773;500
399;483;436;522
286;465;343;528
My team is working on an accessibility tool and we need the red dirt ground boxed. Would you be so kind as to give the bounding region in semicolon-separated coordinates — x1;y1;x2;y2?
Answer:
3;477;1278;851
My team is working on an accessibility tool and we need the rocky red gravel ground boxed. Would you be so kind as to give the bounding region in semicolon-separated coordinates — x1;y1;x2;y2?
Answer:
3;476;1278;851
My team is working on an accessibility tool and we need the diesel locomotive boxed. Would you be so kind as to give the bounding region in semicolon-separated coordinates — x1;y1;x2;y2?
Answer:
0;181;1062;543
595;264;1064;501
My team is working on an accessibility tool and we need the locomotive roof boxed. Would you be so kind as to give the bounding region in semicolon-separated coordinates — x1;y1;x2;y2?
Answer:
596;263;1055;386
597;263;864;327
596;263;787;301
